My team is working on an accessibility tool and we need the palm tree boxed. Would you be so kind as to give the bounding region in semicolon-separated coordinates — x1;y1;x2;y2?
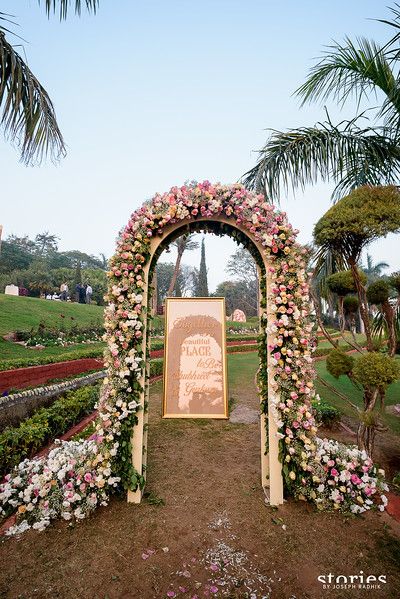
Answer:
0;1;98;165
166;234;199;297
242;4;400;201
362;253;389;282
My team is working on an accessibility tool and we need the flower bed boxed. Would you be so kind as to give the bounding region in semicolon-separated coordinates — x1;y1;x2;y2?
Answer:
0;371;105;431
17;323;104;348
0;385;100;478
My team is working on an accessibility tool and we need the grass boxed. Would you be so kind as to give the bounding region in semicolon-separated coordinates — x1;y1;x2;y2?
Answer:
0;294;105;364
0;294;104;336
316;333;366;349
315;359;400;435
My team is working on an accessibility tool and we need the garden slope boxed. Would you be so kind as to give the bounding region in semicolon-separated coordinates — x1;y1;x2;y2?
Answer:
0;295;104;336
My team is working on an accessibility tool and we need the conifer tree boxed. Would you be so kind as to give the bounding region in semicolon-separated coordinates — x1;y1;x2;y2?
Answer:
195;237;209;297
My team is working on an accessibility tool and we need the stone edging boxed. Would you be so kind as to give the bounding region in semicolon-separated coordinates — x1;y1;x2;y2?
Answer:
0;371;106;411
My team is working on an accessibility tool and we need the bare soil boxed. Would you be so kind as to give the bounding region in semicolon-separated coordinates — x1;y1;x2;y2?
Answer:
1;372;400;599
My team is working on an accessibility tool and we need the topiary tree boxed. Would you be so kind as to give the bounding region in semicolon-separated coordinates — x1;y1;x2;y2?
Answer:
352;352;400;454
326;349;355;379
326;270;365;331
343;295;359;332
315;186;400;456
314;185;400;351
367;280;396;356
389;272;400;295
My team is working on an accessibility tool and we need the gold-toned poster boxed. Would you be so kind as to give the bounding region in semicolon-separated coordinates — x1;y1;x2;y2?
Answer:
163;298;228;418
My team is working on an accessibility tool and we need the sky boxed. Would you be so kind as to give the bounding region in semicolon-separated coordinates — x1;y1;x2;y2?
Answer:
1;0;398;292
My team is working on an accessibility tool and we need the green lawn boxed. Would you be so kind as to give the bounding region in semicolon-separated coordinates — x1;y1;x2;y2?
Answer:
316;333;366;349
315;359;400;435
0;294;104;336
221;352;400;438
0;295;105;365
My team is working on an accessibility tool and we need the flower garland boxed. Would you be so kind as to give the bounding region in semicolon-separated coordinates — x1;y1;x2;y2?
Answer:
0;181;387;534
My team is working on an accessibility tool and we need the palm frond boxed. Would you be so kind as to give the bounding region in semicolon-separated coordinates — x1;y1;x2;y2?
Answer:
40;1;99;20
241;119;400;201
296;37;400;120
375;3;400;61
311;244;347;298
372;304;400;339
0;29;66;164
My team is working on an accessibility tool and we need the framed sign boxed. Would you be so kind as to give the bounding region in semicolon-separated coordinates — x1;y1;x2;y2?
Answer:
163;297;228;418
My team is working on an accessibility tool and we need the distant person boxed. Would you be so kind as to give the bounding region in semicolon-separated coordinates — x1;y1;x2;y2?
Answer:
86;283;93;304
60;282;68;301
76;283;85;304
79;284;86;304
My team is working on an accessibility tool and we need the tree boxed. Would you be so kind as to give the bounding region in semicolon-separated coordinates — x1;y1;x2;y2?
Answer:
72;261;82;299
194;237;209;297
0;0;99;165
314;185;400;349
213;280;257;317
166;234;199;297
57;250;104;269
362;253;389;283
5;234;36;254
226;248;257;285
34;232;59;257
314;185;400;456
226;247;258;316
242;5;400;200
326;270;366;332
0;241;33;273
156;262;196;305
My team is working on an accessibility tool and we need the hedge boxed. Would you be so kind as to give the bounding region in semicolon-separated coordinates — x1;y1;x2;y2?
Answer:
0;384;99;477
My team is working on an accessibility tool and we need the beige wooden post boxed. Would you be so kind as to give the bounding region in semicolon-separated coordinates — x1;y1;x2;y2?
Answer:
257;264;269;489
265;266;284;505
127;260;151;503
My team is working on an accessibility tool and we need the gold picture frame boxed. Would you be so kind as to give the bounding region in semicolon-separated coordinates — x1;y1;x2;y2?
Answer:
162;297;228;419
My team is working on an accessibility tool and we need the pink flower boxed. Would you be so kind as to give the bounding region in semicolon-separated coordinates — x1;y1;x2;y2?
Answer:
210;564;219;571
210;587;218;594
167;592;176;598
84;473;92;483
331;468;339;477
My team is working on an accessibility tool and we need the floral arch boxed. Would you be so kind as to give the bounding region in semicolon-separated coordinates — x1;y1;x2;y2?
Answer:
103;181;317;506
1;181;388;535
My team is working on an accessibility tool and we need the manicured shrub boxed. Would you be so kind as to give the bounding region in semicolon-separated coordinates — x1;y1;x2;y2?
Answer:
343;295;359;314
353;352;400;390
312;399;341;428
0;385;99;477
326;349;355;378
326;270;366;296
366;280;390;305
150;359;163;378
389;272;400;294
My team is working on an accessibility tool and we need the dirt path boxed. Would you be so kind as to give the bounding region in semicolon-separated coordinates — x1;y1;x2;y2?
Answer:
1;356;400;598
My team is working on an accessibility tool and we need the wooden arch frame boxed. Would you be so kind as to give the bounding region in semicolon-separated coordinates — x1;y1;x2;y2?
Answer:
128;215;284;506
